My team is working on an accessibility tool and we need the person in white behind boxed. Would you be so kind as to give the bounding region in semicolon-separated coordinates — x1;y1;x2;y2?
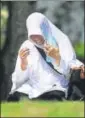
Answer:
10;12;85;100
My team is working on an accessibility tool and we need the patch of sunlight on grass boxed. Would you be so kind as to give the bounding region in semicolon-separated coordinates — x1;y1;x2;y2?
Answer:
1;100;84;117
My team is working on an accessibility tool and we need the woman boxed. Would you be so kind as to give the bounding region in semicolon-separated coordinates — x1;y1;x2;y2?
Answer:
9;12;84;101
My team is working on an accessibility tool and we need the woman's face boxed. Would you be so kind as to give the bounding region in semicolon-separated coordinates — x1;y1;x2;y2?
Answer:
30;35;45;45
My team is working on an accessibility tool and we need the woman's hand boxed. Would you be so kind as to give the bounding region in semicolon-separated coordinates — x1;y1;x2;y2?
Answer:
43;44;61;65
71;65;85;79
19;48;29;70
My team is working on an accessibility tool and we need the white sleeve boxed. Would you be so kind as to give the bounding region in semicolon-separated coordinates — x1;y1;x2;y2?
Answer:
10;41;33;94
10;56;30;94
69;59;84;68
53;36;84;75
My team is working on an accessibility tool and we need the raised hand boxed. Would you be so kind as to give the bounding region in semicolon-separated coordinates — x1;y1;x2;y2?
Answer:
43;44;61;65
19;48;29;70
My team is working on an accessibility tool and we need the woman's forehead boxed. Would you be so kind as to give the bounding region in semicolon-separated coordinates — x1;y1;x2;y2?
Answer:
30;35;44;39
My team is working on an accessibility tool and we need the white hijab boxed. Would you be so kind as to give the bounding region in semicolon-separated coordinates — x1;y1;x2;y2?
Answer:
26;12;77;73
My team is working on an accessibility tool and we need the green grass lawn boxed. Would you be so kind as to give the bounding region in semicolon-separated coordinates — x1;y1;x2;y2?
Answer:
1;99;84;117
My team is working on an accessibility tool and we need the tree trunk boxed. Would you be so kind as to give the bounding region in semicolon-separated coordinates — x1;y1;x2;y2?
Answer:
1;1;36;101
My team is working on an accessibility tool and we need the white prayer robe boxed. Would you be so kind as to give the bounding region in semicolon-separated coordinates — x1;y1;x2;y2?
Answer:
10;40;83;99
10;12;84;99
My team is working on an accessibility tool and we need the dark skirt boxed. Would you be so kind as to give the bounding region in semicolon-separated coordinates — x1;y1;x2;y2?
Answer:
32;90;65;101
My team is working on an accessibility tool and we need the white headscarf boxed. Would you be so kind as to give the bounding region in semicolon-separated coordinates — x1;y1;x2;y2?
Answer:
26;12;78;73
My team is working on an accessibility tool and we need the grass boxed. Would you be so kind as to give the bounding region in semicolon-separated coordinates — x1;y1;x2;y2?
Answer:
1;99;84;117
74;41;84;58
